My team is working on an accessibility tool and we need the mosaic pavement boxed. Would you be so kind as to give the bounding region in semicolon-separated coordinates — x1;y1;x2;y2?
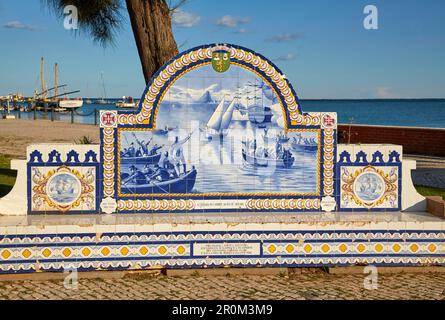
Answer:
1;272;445;300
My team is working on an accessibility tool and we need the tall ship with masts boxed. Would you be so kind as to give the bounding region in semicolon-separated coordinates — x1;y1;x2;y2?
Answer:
34;58;83;111
201;97;237;140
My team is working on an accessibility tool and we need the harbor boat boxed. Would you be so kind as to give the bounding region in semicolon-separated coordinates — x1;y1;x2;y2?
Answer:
34;59;83;111
59;97;83;109
121;152;162;165
96;98;109;105
84;83;92;104
116;96;137;108
291;135;318;152
242;148;294;169
121;168;197;194
201;97;236;140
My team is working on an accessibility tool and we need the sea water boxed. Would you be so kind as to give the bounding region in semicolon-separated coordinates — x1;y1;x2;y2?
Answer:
7;99;445;128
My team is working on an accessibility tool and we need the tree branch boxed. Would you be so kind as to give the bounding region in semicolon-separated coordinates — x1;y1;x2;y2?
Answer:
168;0;189;13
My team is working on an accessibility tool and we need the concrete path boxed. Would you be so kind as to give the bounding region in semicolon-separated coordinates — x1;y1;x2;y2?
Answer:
1;272;445;300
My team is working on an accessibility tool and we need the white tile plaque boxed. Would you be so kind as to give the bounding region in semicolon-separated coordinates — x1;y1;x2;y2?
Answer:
193;242;260;256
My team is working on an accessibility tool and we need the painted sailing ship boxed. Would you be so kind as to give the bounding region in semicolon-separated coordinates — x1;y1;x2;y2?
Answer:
201;97;236;140
247;104;273;127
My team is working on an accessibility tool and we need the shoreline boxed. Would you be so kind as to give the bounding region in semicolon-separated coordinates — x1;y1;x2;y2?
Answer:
1;118;445;158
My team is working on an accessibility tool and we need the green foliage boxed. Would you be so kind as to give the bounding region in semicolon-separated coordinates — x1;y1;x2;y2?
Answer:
415;185;445;200
43;0;124;46
0;154;10;169
0;154;16;198
76;136;94;144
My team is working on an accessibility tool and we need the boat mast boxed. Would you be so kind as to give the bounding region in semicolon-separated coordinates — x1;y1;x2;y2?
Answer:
54;63;58;98
101;72;107;100
40;57;45;99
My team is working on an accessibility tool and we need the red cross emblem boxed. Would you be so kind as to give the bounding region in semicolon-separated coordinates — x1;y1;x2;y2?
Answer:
322;114;335;127
101;112;116;126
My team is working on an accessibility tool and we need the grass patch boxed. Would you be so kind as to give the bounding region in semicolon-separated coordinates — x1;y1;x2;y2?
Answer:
0;154;16;197
75;135;94;145
415;185;445;200
0;154;10;168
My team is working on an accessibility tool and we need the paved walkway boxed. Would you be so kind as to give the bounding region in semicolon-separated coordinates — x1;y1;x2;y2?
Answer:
405;155;445;189
1;272;445;300
412;169;445;189
406;155;445;169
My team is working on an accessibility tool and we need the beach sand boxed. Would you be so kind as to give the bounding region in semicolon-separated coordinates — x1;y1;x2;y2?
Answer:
0;119;99;158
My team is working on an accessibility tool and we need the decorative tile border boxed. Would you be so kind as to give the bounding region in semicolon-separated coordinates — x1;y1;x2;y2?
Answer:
0;229;444;273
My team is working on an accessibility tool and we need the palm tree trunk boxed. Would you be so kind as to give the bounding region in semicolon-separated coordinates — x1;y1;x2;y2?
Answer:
125;0;179;85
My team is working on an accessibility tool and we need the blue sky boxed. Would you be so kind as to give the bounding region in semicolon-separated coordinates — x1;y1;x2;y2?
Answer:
0;0;444;99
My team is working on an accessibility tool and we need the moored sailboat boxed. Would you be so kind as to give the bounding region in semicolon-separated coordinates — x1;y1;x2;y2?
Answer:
116;96;137;108
96;72;109;104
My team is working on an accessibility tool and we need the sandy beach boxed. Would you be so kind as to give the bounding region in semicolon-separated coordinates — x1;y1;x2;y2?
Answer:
0;119;99;158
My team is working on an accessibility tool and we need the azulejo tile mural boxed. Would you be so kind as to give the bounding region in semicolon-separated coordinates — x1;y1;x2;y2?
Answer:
27;145;100;214
100;44;337;213
336;145;402;211
31;166;96;212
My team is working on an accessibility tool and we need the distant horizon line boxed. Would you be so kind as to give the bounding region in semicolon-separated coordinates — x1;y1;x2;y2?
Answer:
3;95;444;101
299;98;445;101
85;97;445;101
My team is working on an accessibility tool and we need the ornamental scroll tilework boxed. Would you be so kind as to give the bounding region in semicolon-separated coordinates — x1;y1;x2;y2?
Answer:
337;145;402;211
27;145;100;214
1;230;444;273
100;44;337;213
